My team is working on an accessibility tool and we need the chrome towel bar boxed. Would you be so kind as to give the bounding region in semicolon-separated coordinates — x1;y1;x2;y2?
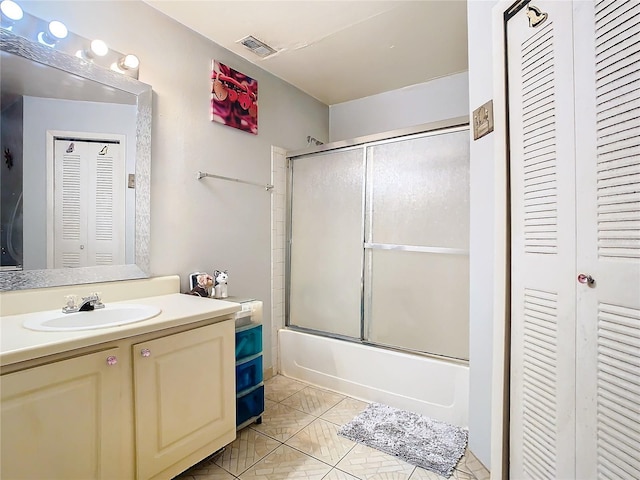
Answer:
197;171;274;191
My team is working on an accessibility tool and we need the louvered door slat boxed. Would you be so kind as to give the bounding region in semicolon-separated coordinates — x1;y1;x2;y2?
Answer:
597;80;640;106
61;155;81;240
595;0;640;262
595;0;631;18
95;157;114;242
598;128;640;151
595;3;640;44
520;21;559;257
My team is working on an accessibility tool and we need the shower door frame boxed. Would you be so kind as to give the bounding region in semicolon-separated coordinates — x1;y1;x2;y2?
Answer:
285;116;470;361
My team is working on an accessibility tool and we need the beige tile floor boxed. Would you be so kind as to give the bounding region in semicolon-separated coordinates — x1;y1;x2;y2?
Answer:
174;375;490;480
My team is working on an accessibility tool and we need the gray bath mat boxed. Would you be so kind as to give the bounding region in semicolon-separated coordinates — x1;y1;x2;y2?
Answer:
337;403;468;478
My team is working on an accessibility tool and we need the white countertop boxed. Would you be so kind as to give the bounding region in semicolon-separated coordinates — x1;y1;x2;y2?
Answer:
1;293;241;367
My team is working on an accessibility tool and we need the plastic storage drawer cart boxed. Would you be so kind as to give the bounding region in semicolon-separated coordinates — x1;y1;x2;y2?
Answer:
234;306;264;429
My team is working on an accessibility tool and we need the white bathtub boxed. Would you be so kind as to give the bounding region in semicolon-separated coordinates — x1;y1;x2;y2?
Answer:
279;329;469;427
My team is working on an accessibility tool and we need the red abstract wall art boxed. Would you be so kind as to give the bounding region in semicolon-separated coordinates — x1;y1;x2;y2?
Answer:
211;60;258;135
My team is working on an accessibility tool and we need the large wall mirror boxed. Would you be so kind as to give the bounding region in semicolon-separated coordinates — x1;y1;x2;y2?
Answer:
0;28;151;291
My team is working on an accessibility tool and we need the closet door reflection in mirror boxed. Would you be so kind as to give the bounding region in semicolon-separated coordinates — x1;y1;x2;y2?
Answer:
49;134;127;268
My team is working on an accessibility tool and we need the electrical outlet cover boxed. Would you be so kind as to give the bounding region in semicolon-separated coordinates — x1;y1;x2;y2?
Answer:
473;100;494;140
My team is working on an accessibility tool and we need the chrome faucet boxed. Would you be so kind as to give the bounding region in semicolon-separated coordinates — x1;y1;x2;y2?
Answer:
62;293;105;313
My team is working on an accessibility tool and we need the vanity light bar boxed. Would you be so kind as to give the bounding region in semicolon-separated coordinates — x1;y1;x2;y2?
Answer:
0;1;140;79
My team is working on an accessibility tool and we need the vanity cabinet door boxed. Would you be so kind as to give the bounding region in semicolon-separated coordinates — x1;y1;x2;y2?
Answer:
0;347;122;480
133;320;236;480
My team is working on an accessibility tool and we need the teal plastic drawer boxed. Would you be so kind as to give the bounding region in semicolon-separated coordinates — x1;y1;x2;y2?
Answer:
235;324;262;360
236;354;263;393
237;385;264;427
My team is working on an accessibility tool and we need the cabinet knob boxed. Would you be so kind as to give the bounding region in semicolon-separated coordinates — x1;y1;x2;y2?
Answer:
141;348;151;358
106;355;117;366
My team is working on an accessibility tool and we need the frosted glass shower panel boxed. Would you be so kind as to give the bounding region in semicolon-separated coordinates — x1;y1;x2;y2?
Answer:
368;249;469;360
288;149;364;338
368;130;469;249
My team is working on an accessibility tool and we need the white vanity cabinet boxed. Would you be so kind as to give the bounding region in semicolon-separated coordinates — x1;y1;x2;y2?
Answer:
0;314;237;480
133;321;236;480
1;347;124;480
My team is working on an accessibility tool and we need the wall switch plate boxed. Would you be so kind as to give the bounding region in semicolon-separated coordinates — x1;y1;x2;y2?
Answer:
128;174;135;189
472;100;494;140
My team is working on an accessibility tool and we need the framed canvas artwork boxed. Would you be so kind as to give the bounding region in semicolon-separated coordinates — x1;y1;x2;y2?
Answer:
211;60;258;135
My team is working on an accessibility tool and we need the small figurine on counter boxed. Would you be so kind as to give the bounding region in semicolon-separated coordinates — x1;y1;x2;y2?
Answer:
188;273;214;297
213;270;229;298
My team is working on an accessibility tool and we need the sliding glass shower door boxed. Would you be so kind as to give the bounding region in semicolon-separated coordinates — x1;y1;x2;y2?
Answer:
288;149;364;339
365;130;469;359
287;125;470;360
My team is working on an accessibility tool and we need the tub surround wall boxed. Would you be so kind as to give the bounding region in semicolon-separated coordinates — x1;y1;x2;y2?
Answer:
270;146;287;375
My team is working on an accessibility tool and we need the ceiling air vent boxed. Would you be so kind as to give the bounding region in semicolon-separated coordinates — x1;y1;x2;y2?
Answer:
239;35;278;58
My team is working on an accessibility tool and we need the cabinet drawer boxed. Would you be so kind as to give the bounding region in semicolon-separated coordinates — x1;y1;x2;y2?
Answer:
235;324;262;360
236;385;264;427
236;354;263;393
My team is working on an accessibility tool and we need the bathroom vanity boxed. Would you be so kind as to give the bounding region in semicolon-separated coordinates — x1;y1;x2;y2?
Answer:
0;276;239;480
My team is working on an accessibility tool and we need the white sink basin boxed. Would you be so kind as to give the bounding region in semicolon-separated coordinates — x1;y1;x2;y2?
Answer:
23;304;162;332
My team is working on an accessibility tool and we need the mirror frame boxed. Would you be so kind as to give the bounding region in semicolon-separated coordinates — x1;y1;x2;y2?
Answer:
0;29;151;291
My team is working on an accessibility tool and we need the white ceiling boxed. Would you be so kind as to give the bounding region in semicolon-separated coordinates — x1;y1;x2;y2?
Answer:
143;1;469;105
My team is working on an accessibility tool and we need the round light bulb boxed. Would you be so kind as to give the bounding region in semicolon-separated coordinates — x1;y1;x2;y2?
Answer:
90;39;109;57
48;20;68;39
121;54;139;70
0;0;23;21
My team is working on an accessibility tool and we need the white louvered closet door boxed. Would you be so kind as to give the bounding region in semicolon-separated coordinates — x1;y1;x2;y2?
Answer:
509;1;640;479
508;2;577;478
53;139;125;268
86;141;125;267
54;139;89;268
574;1;640;478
